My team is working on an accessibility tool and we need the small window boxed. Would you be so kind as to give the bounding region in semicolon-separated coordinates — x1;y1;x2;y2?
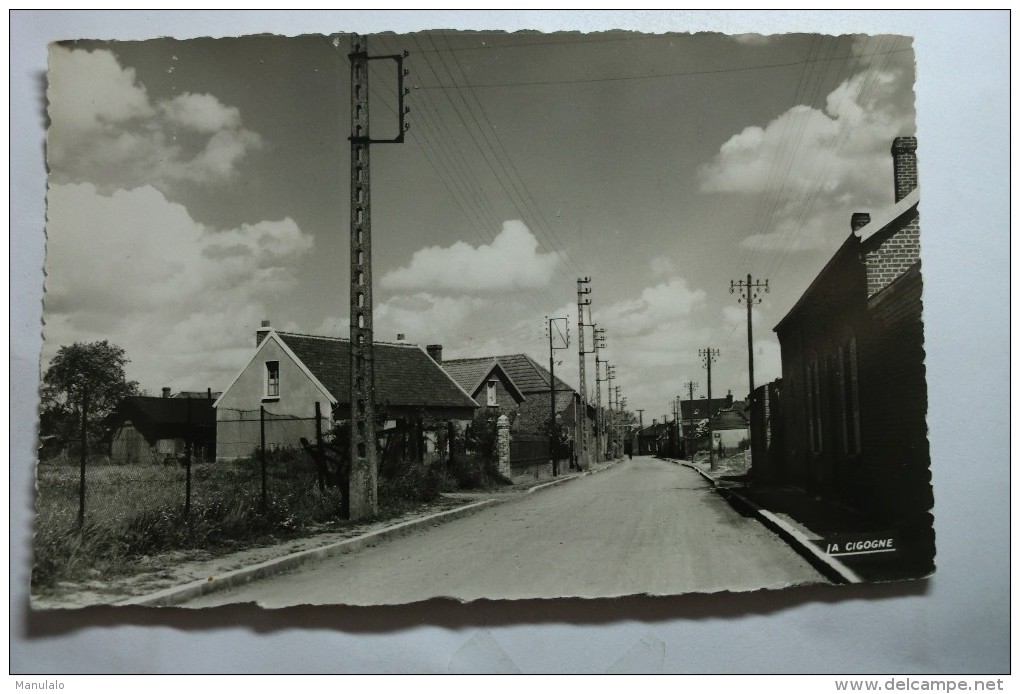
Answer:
486;380;497;406
265;361;280;398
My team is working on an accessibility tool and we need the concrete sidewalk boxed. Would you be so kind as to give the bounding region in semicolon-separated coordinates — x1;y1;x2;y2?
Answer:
664;457;865;583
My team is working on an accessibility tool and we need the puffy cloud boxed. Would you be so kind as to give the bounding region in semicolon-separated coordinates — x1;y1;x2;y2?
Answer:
313;294;486;346
698;38;915;251
160;92;242;132
649;256;677;278
381;220;562;293
42;183;313;391
47;45;262;192
721;302;770;332
595;278;706;338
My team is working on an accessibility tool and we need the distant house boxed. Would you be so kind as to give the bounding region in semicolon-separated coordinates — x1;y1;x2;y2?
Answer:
636;419;673;456
106;391;216;464
771;136;932;571
710;407;750;452
679;391;736;450
679;391;736;425
441;357;526;409
443;353;597;467
214;323;478;460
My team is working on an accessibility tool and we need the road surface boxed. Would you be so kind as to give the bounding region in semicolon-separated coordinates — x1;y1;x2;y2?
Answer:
187;456;826;606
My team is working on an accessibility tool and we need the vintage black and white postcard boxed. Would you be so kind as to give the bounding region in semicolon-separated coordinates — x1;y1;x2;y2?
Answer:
35;29;933;609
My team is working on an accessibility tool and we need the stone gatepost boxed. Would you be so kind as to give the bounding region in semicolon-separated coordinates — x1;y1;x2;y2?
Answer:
496;414;511;479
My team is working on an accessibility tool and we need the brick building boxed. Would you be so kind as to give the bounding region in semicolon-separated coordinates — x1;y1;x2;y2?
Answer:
443;353;596;468
770;136;933;573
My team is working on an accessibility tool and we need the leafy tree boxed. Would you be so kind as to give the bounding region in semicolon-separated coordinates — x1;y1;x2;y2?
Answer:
464;407;515;462
40;340;140;445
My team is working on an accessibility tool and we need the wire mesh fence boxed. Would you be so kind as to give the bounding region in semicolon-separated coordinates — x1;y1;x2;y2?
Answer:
31;404;553;587
36;407;332;530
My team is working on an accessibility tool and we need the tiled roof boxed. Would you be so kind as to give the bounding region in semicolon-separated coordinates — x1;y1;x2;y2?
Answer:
680;397;732;421
444;353;573;394
173;391;222;400
440;357;498;395
277;332;477;410
638;421;672;438
712;408;749;430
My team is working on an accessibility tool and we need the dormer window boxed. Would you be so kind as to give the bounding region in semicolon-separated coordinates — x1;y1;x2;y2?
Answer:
265;361;280;399
486;380;497;406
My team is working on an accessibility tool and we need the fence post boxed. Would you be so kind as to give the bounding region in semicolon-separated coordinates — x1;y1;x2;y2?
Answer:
77;396;88;530
260;405;267;509
496;414;511;479
185;396;192;519
315;401;325;494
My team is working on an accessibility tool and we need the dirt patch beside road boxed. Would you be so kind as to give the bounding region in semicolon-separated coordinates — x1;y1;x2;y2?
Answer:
30;497;464;610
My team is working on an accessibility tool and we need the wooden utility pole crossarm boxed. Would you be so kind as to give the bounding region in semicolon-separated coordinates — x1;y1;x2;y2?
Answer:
730;274;769;404
577;277;592;468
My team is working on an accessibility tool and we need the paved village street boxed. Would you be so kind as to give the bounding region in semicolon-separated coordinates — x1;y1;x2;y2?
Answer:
187;456;826;607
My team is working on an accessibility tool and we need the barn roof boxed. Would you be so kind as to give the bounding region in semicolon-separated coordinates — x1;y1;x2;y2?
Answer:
275;332;477;411
109;396;216;427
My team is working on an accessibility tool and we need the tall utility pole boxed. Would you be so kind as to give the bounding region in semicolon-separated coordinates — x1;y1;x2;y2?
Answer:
619;395;628;454
594;326;607;461
672;396;680;457
606;364;616;456
547;316;569;476
636;408;644;456
346;34;409;520
615;385;623;457
683;380;697;460
699;349;720;470
577;277;592;468
730;274;769;402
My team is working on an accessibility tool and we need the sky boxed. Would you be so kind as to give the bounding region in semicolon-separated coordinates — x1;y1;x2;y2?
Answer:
43;30;916;420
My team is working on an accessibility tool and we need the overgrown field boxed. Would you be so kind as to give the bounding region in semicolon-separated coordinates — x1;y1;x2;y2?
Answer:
32;452;452;590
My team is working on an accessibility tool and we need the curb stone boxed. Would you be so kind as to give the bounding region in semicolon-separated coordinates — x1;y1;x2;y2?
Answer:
524;456;622;494
664;457;861;584
118;461;621;608
115;498;499;608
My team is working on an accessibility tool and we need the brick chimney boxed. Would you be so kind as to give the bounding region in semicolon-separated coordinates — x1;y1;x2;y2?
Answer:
256;319;271;347
162;387;171;399
426;344;443;364
396;333;406;342
851;212;871;233
726;390;734;407
891;136;918;202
